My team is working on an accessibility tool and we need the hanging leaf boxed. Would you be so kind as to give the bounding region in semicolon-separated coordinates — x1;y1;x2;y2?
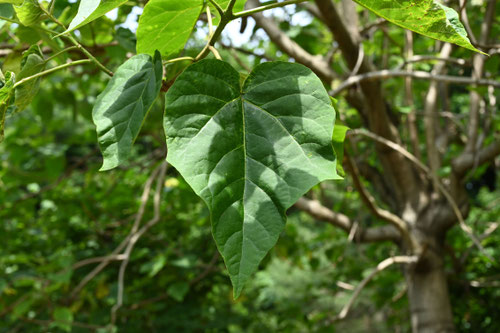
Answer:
14;45;46;113
61;0;127;35
136;0;203;59
353;0;483;53
92;51;163;171
164;59;339;297
0;71;15;142
14;0;45;26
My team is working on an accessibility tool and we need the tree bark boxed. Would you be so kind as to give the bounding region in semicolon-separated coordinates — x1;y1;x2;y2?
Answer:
405;231;455;333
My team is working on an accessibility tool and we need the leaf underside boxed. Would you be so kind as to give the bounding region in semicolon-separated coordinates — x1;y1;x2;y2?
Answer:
136;0;203;59
164;59;339;297
92;51;162;171
63;0;128;35
354;0;482;53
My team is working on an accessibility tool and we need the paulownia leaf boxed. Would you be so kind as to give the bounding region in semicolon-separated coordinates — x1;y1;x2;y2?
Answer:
92;51;162;171
14;0;45;26
353;0;482;53
14;45;46;113
164;60;339;297
136;0;203;59
62;0;127;35
0;71;15;142
0;0;22;5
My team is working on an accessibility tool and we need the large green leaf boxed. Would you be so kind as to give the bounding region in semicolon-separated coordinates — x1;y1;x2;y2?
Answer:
0;71;15;142
136;0;203;59
92;51;162;171
14;45;46;113
164;60;339;297
62;0;127;35
354;0;481;53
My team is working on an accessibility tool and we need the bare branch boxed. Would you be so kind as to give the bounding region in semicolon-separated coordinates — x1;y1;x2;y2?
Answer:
452;140;500;177
294;197;401;243
330;70;500;96
349;129;494;261
336;256;419;320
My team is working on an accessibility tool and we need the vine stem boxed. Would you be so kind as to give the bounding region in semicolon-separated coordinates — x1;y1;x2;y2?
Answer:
232;0;311;18
39;6;114;77
13;59;91;89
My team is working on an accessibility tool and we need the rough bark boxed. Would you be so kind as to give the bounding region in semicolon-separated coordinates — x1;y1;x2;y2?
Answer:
405;230;455;333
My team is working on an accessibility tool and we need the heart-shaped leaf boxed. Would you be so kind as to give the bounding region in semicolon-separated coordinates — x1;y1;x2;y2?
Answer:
92;51;163;171
164;59;339;297
136;0;203;59
354;0;483;53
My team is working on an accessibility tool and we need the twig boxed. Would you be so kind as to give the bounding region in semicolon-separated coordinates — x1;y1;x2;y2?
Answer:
330;70;500;96
336;255;418;320
110;162;168;324
70;163;164;299
13;60;91;89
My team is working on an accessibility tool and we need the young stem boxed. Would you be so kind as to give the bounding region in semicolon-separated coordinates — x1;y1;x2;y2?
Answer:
13;59;92;89
39;6;114;77
233;0;311;18
207;0;224;18
45;46;78;63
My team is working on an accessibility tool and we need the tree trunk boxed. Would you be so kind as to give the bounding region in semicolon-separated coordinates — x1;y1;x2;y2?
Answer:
405;235;455;333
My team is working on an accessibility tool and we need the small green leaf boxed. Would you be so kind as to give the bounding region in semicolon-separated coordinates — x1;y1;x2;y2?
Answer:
167;282;190;302
164;60;339;298
92;51;163;171
332;122;349;177
0;71;15;142
52;307;74;332
14;45;46;113
353;0;483;54
136;0;203;59
14;0;45;26
62;0;127;35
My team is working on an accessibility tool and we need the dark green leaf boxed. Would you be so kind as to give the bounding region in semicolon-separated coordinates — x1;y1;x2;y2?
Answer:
92;51;163;171
0;71;15;142
136;0;203;59
354;0;482;53
164;59;339;297
14;45;46;113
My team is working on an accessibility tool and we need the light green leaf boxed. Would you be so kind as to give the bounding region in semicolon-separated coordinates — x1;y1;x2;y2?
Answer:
0;71;15;142
353;0;482;53
0;0;22;6
52;307;73;332
93;51;163;171
14;45;46;113
136;0;203;59
14;0;45;26
62;0;127;35
332;122;349;177
164;60;339;298
209;0;246;24
0;3;14;29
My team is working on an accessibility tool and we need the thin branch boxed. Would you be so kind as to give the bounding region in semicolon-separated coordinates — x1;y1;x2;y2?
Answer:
233;0;311;18
397;55;469;70
70;163;164;299
13;60;91;89
111;162;168;324
330;70;500;96
348;129;494;262
344;153;414;249
294;197;401;243
336;256;418;320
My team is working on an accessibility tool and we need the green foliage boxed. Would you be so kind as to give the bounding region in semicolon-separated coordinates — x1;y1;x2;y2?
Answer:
354;0;482;53
136;0;203;58
92;51;163;171
165;59;339;296
64;0;128;34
